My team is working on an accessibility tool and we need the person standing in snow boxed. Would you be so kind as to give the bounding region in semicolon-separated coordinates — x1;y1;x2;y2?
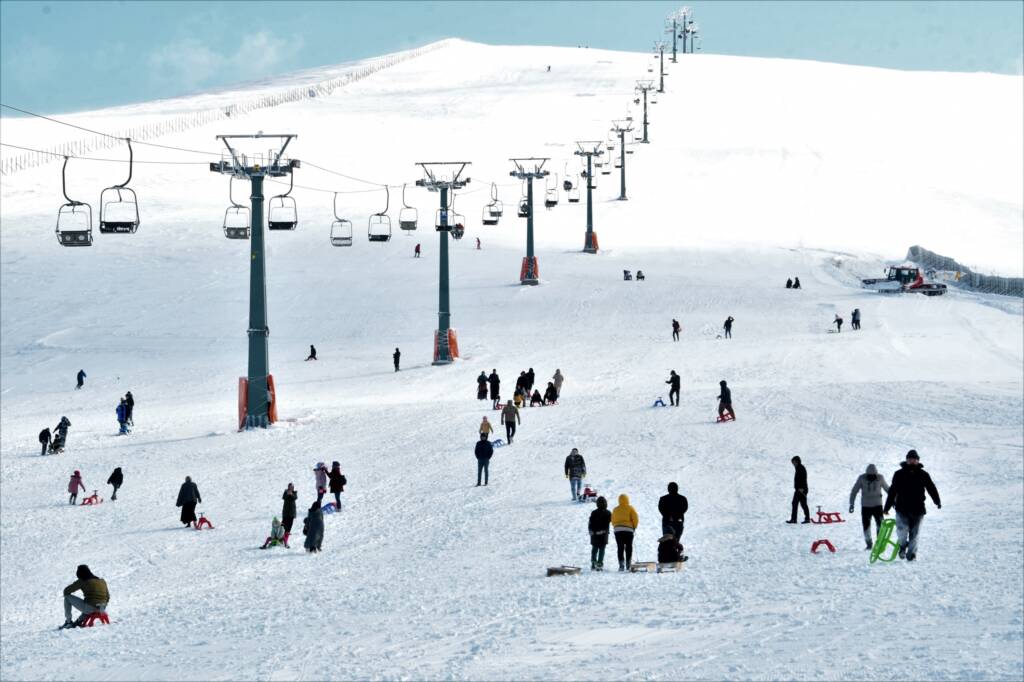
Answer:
526;368;536;393
851;308;861;331
106;467;123;501
39;427;51;457
281;483;298;547
67;470;85;505
666;370;681;407
124;391;134;426
849;464;890;549
75;369;86;390
611;494;639;571
176;476;201;527
588;496;611;571
552;369;564;398
328;462;346;510
303;500;324;553
787;456;810;524
515;371;527;396
564;448;587;500
658;482;688;539
488;370;501;407
717;380;735;420
501;400;521;444
393;348;401;372
475;433;493;486
313;462;328;504
477;371;489;400
479;416;493;441
883;450;941;561
834;314;843;333
672;319;681;342
476;237;481;250
305;345;317;361
60;564;109;629
54;416;71;450
116;399;129;435
723;316;734;339
414;243;421;258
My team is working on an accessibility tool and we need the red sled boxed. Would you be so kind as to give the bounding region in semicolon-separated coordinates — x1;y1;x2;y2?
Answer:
810;539;836;554
810;506;846;524
716;413;735;423
80;492;102;506
195;514;214;530
80;612;110;627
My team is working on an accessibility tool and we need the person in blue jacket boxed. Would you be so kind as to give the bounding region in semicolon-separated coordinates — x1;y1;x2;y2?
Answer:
116;399;129;435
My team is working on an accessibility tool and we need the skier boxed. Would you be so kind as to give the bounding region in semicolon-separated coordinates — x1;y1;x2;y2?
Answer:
313;462;328;504
328;461;347;510
666;370;681;407
414;243;421;258
106;467;123;501
54;416;71;451
717;380;735;420
793;277;801;289
176;475;202;528
526;368;536;393
303;500;324;553
477;371;489;400
75;369;86;390
59;564;109;629
488;369;501;406
611;494;639;571
564;448;587;500
658;481;688;539
116;399;129;435
281;483;297;547
657;533;685;566
786;456;810;524
67;470;85;505
305;345;317;361
393;347;401;372
672;319;680;342
543;382;558;405
723;316;734;339
588;496;611;571
260;517;286;549
39;427;51;457
849;464;891;549
124;391;134;426
501;400;521;444
475;433;493;486
530;389;543;407
851;308;861;331
479;415;493;440
786;278;793;289
552;369;564;398
834;314;843;333
883;450;941;561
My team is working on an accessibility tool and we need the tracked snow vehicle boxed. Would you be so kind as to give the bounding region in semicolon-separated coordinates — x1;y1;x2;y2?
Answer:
862;266;947;296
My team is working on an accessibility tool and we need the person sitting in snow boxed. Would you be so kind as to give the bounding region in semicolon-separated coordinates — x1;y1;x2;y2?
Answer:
543;382;558;405
260;517;287;549
657;533;686;565
60;564;109;629
530;389;544;407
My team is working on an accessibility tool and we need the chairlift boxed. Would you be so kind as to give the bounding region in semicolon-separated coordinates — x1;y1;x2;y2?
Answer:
562;163;573;191
517;198;530;218
450;192;465;239
99;138;140;234
329;192;353;247
56;156;93;247
368;186;392;242
268;172;298;230
568;185;580;203
223;175;250;240
489;183;504;217
544;188;558;209
399;183;418;231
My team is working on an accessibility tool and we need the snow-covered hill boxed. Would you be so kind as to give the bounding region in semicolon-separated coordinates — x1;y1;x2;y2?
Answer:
1;40;1022;680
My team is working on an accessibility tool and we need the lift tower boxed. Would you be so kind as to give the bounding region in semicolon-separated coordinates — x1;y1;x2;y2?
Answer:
655;41;667;93
509;158;549;285
574;141;604;254
635;80;655;144
210;134;299;429
610;121;633;201
415;162;471;365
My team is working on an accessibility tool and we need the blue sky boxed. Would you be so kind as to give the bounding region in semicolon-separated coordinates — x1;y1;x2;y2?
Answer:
2;1;1021;114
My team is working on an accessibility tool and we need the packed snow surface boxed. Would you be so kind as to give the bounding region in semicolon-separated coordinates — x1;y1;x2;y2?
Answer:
1;40;1022;680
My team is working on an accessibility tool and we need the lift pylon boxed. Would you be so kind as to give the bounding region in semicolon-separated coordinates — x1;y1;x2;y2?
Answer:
509;158;549;285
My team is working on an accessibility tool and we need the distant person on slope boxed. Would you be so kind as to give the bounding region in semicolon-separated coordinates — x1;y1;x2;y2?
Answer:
176;476;202;528
501;400;521;444
479;416;493;441
306;345;317;361
303;500;324;553
116;399;129;435
476;237;481;250
475;433;493;486
67;470;85;505
588;496;611;570
717;380;735;420
851;308;861;331
488;370;501;407
883;449;941;562
530;389;544;407
723;316;734;339
60;564;109;629
75;369;86;390
672;319;681;342
786;278;793;289
393;347;401;372
414;243;421;258
658;482;688;539
526;368;536;393
477;371;489;400
313;462;328;504
849;464;890;549
552;369;564;398
787;457;810;524
39;427;51;457
611;494;639;571
124;391;134;426
834;314;843;333
54;416;71;451
106;467;123;501
281;483;298;546
793;277;801;289
328;461;347;510
666;370;681;407
564;448;587;500
543;382;558;405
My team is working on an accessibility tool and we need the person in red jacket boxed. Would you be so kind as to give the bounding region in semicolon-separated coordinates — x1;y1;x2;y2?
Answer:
67;470;85;505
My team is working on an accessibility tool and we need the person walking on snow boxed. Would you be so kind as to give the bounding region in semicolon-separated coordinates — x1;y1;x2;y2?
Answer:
305;345;317;361
479;416;493;440
475;433;493;486
501;400;521;444
116;399;129;435
723;316;734;339
526;368;536;393
611;494;639;571
552;369;564;399
124;391;134;426
672;319;681;342
60;564;109;629
787;456;810;524
75;369;86;390
414;243;421;258
106;467;123;501
849;464;890;549
851;308;861;331
393;348;401;372
477;371;489;400
488;370;501;406
39;427;51;456
303;500;324;553
883;450;941;561
328;461;346;510
543;382;558;405
588;496;611;571
834;314;843;333
176;476;202;527
68;470;85;505
658;482;688;539
717;380;735;420
281;483;298;547
564;448;587;500
313;462;328;504
476;237;481;250
666;370;681;407
260;517;286;549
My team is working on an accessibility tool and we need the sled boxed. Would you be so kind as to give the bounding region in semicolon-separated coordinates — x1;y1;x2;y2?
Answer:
80;612;110;627
652;398;667;408
80;491;102;506
195;513;214;530
810;506;845;524
657;561;685;573
579;485;598;502
716;412;735;423
810;539;836;554
629;561;658;573
491;439;505;448
870;519;900;564
321;503;337;514
546;565;581;577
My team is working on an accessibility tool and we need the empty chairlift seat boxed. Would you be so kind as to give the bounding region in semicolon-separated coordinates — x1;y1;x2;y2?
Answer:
98;139;140;234
268;196;298;230
55;157;93;247
223;206;251;240
331;218;353;247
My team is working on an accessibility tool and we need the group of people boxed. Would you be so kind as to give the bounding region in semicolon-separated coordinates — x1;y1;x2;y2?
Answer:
65;467;122;504
478;368;564;410
116;392;134;434
264;462;347;553
655;373;734;421
623;270;645;281
785;277;802;289
39;416;71;455
587;482;689;571
833;308;861;332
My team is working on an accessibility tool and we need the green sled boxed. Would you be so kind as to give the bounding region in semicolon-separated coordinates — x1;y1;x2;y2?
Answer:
870;518;900;564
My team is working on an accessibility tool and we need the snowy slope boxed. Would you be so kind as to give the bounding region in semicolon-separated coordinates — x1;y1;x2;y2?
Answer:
1;40;1022;681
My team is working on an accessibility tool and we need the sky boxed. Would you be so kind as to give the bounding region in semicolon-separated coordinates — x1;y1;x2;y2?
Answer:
1;0;1022;114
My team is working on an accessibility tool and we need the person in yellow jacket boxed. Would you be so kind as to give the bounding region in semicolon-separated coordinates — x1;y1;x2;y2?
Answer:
610;494;639;571
60;564;109;628
479;416;494;441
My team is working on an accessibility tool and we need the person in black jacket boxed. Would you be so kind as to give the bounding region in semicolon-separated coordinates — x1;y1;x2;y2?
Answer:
672;319;680;342
281;483;297;547
526;368;535;393
124;391;135;426
106;467;123;501
717;381;735;420
305;345;317;361
787;456;810;523
786;278;793;289
393;348;401;372
488;370;501;403
657;533;685;564
76;369;86;389
477;372;489;400
475;434;494;486
723;316;734;339
327;461;346;510
658;482;688;538
176;476;201;527
39;428;51;457
883;450;941;561
542;382;558;405
666;371;681;407
564;448;587;500
588;496;611;570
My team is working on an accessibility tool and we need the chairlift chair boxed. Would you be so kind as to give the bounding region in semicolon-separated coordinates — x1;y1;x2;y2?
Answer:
517;198;530;218
329;192;353;247
267;172;298;230
223;176;250;240
399;183;418;231
544;188;558;209
450;193;466;239
568;186;580;203
368;186;392;242
99;138;140;234
56;156;93;247
482;205;499;226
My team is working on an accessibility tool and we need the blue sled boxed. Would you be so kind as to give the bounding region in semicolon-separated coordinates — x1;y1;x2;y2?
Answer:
492;439;506;448
652;398;667;408
322;503;337;514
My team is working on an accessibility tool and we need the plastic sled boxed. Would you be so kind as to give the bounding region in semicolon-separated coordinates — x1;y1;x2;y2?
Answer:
810;506;845;524
810;539;836;554
629;561;657;573
870;519;900;564
652;398;667;408
579;486;598;502
716;413;735;423
491;439;505;448
195;514;214;530
546;565;581;577
80;612;110;627
80;492;102;506
322;503;337;514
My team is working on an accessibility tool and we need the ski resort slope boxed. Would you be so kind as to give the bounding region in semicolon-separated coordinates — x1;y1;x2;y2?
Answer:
1;40;1022;681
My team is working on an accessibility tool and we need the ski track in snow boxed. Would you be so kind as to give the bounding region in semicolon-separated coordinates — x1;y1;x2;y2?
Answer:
1;41;1023;681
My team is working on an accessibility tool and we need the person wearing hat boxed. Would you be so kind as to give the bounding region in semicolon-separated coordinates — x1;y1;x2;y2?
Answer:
666;370;681;407
611;494;639;571
313;462;328;504
883;450;941;561
501;400;520;444
327;462;347;510
176;476;202;527
787;456;810;524
106;467;123;501
849;464;891;549
564;448;587;501
588;496;611;570
281;483;298;546
717;381;735;420
67;470;85;505
60;564;109;628
475;433;494;486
